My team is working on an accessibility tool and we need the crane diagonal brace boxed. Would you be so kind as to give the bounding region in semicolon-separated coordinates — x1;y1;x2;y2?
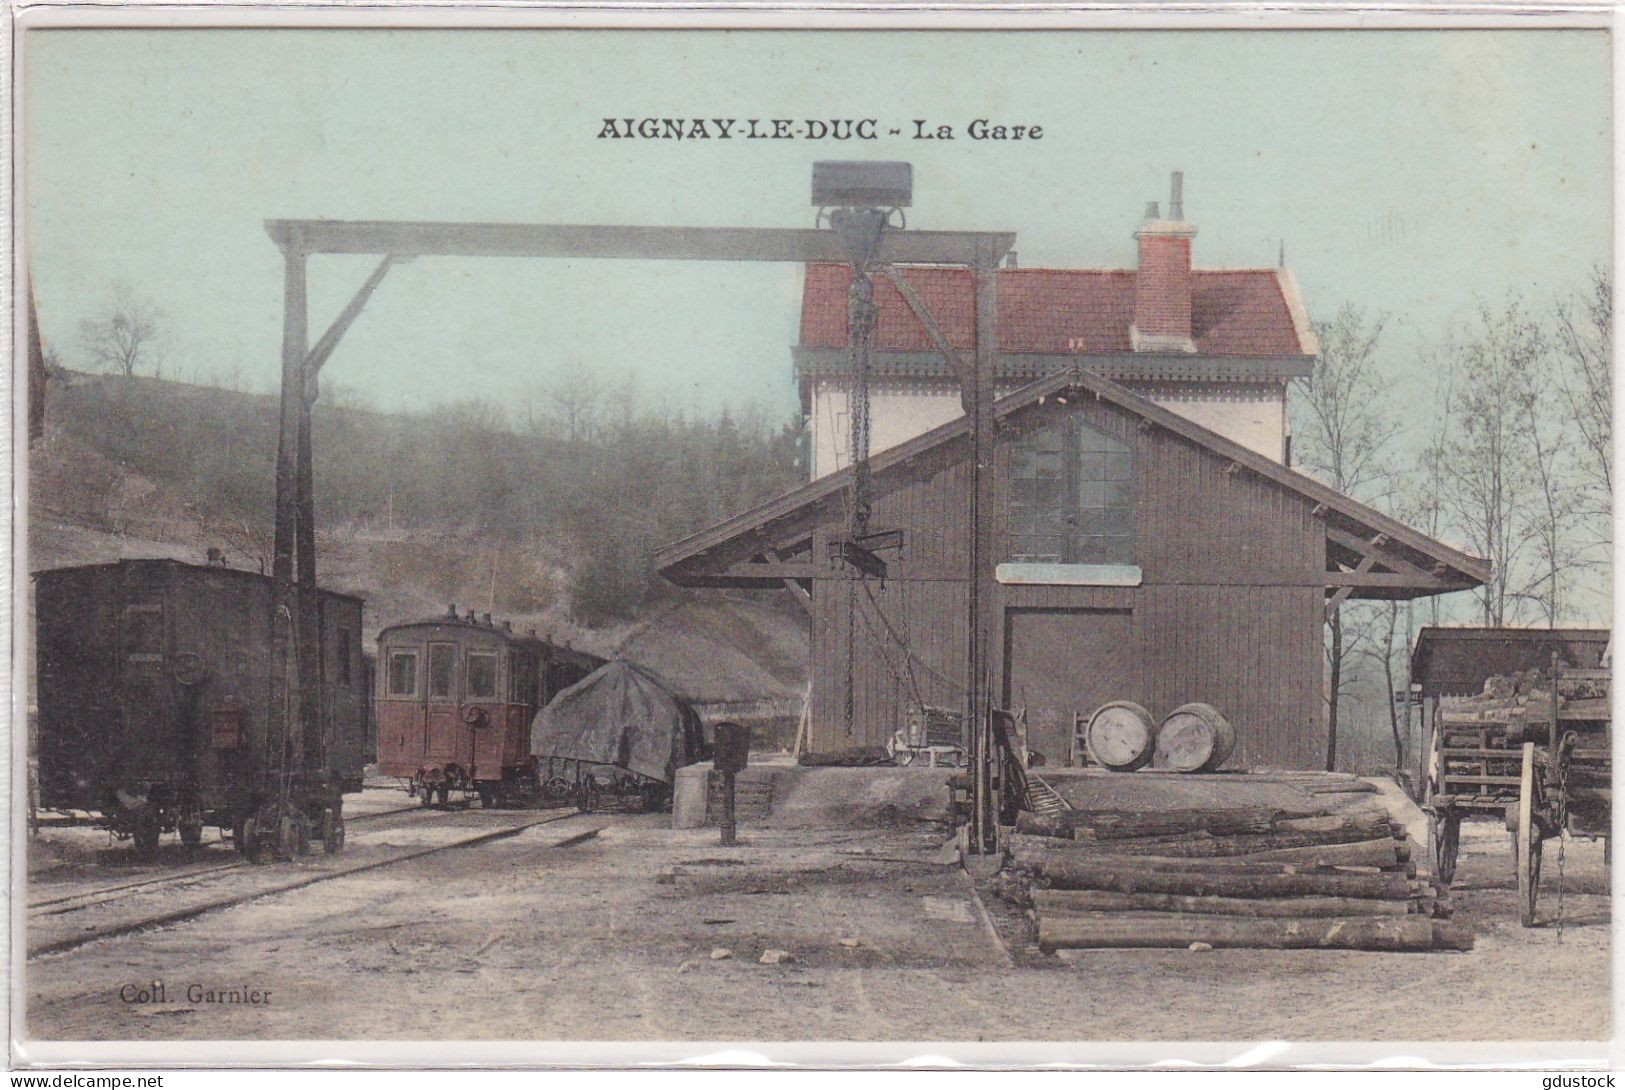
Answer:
877;263;975;411
302;254;409;403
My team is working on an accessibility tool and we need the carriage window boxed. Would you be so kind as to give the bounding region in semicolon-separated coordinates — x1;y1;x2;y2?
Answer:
386;649;417;697
336;626;353;686
428;642;456;700
467;651;498;700
1009;418;1134;564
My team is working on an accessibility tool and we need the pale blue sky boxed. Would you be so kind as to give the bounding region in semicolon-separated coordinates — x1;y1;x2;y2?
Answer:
24;29;1612;420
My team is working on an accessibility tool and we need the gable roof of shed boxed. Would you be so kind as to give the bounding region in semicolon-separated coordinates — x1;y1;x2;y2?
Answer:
656;368;1491;596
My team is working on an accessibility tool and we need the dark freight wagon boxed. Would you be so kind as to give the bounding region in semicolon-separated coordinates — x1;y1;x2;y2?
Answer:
375;609;603;807
33;558;368;856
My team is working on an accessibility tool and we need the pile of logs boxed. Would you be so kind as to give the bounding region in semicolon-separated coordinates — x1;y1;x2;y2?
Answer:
1003;802;1473;953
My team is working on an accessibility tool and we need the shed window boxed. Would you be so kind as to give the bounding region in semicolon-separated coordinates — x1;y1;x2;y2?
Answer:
1009;419;1134;564
467;651;499;701
428;642;456;700
386;649;418;697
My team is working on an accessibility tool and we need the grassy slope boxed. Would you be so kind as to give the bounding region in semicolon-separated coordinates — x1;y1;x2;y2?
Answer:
27;371;808;707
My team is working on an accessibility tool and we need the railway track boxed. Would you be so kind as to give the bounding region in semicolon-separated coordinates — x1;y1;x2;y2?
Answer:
28;807;593;958
26;803;431;914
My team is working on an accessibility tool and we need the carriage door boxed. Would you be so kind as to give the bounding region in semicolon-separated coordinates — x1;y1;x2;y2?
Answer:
424;641;460;765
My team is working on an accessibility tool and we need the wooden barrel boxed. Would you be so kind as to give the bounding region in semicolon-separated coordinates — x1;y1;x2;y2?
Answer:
1155;703;1236;772
1083;701;1157;771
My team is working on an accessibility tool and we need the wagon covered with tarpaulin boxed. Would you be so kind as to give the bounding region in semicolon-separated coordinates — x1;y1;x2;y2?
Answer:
528;660;708;811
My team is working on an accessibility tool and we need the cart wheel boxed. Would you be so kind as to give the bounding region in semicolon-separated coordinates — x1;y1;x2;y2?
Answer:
132;810;161;858
241;817;267;864
178;813;204;851
1433;811;1461;885
542;777;571;802
1517;742;1543;927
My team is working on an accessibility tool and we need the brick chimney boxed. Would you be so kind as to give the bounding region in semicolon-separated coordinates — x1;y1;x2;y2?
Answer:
1131;171;1198;354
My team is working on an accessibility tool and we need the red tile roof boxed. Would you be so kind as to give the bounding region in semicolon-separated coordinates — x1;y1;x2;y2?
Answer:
799;264;1311;358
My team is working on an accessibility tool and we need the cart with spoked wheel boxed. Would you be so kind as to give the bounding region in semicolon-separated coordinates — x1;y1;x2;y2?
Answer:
1425;657;1610;925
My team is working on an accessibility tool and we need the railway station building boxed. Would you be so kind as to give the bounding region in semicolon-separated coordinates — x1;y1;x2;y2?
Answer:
657;368;1489;769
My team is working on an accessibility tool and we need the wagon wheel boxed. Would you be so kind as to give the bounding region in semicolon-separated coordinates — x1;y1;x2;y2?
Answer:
241;816;267;864
578;777;600;814
542;776;572;802
178;810;204;851
278;816;303;859
1432;810;1461;886
1517;742;1543;927
639;781;664;813
131;810;161;858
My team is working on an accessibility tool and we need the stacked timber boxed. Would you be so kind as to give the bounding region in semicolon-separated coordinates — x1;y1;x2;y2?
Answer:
1005;802;1471;953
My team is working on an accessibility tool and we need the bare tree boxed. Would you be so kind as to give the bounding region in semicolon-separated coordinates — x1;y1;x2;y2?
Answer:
1513;375;1582;625
1292;305;1400;771
79;283;162;377
1553;268;1612;555
1352;600;1409;772
1409;354;1460;628
1434;297;1547;626
547;382;601;442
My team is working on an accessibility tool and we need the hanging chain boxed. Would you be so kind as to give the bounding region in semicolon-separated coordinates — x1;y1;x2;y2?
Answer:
847;271;876;542
842;270;878;742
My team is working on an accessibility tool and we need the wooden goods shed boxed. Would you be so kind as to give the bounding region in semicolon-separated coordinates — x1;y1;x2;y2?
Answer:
657;370;1490;768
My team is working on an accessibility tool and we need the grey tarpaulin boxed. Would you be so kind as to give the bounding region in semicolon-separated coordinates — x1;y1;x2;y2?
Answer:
529;660;708;785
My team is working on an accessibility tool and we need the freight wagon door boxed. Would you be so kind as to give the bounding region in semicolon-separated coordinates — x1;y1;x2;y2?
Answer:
1002;608;1133;766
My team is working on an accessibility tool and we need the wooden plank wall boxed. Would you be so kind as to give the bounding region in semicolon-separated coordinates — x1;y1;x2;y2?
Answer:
806;394;1330;767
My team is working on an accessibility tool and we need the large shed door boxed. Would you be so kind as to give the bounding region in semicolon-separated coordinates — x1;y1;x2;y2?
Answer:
1003;608;1134;766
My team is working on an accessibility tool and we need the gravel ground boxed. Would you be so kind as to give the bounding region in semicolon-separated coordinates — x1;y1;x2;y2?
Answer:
21;805;1610;1047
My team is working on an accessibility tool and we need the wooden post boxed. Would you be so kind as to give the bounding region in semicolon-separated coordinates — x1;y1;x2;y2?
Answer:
966;241;1000;857
268;237;306;795
720;769;737;846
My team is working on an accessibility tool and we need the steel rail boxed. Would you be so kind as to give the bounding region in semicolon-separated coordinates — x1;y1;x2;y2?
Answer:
25;804;434;912
29;811;596;959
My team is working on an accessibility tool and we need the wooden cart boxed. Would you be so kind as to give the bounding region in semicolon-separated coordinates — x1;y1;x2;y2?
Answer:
1426;658;1610;925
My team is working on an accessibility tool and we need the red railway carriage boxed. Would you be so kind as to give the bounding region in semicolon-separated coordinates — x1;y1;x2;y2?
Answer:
376;608;603;806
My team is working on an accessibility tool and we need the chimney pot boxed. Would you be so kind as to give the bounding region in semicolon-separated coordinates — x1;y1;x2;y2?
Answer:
1143;200;1161;221
1169;171;1184;221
